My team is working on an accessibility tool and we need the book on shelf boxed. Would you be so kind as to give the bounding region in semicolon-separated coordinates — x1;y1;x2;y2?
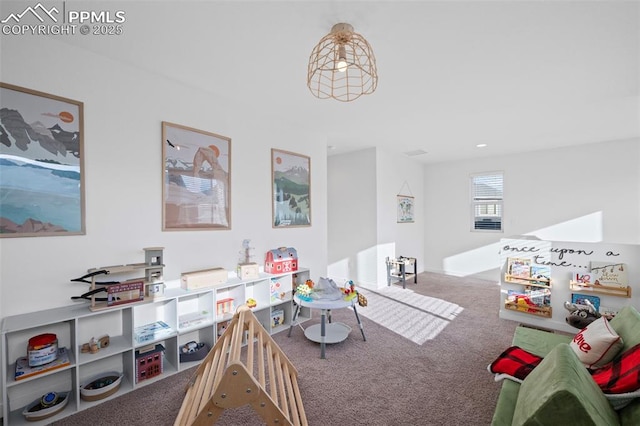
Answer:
526;286;551;306
589;261;629;288
530;265;550;281
531;265;551;285
15;347;71;381
507;288;550;308
507;258;531;278
271;309;285;328
572;272;594;284
571;293;601;312
270;277;291;302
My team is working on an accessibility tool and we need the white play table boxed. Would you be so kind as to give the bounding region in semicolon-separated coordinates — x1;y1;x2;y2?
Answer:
288;294;366;359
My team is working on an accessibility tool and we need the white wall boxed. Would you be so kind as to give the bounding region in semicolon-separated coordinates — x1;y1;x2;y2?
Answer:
327;148;377;284
328;147;424;288
0;34;328;319
424;139;640;281
375;147;425;285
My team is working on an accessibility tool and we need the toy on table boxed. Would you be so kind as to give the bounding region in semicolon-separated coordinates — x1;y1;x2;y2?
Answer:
341;280;358;301
358;292;368;307
295;283;313;301
311;277;343;301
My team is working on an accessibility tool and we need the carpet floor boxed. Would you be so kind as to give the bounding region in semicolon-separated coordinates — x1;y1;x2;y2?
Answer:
52;272;519;426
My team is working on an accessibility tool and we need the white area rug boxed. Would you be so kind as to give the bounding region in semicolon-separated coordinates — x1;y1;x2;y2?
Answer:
356;286;464;345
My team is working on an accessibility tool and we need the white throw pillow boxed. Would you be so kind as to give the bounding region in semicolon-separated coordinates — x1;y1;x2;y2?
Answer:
570;316;624;369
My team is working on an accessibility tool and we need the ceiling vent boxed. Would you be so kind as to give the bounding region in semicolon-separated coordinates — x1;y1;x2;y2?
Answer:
403;149;428;157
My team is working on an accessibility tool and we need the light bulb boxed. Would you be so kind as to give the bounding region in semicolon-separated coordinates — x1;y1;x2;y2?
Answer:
337;45;347;72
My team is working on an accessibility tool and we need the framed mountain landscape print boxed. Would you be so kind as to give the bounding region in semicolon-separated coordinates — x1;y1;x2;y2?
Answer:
0;83;85;237
271;149;311;228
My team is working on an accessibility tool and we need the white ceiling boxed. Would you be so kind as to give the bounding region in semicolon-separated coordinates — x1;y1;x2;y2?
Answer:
60;0;639;164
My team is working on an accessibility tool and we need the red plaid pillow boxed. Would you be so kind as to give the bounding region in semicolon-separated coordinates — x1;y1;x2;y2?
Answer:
591;342;640;394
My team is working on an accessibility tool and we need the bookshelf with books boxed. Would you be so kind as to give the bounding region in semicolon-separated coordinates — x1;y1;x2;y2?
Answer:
569;263;632;298
503;257;553;318
500;238;640;334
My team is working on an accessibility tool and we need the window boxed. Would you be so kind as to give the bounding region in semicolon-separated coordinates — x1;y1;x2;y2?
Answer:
471;172;503;232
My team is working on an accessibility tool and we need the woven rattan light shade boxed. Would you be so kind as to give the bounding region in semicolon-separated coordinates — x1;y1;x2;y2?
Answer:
307;23;378;102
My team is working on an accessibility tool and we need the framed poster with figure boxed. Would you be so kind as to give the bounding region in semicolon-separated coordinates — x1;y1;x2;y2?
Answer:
0;82;85;237
162;121;231;230
271;149;311;228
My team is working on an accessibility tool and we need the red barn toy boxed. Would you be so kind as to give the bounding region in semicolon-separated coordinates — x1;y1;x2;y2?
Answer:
265;247;298;274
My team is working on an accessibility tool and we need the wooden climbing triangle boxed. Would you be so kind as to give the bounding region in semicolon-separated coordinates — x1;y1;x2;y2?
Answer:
174;306;308;426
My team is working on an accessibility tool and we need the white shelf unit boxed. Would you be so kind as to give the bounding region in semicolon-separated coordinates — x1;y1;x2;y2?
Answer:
1;268;311;425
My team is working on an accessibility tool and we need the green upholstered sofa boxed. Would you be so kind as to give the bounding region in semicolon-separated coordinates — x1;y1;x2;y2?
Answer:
491;305;640;426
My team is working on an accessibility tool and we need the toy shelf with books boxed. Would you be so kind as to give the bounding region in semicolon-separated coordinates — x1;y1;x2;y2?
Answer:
569;264;633;298
1;267;312;425
565;264;633;327
499;237;640;334
503;257;553;318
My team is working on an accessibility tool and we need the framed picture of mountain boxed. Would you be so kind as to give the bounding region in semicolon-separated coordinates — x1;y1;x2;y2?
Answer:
162;121;231;230
0;83;85;237
271;149;311;228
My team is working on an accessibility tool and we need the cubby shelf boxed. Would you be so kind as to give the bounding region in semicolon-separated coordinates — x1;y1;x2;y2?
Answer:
1;268;311;425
